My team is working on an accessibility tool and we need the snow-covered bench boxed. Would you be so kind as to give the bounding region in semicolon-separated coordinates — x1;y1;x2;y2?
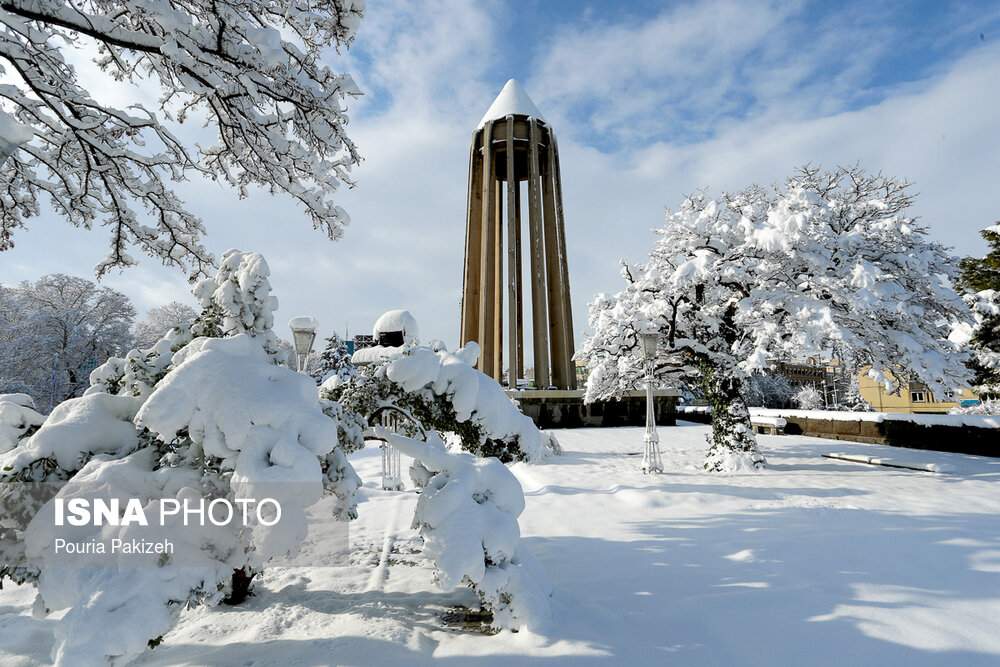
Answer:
750;415;786;435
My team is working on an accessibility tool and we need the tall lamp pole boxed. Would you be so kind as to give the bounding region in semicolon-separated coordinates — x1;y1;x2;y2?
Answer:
289;316;319;373
639;330;663;474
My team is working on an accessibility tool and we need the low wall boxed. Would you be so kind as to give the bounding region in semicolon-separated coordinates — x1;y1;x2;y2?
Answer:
751;409;1000;458
511;390;677;429
676;406;712;424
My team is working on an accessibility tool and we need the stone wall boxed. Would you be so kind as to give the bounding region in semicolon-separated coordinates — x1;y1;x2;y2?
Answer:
512;390;677;429
780;416;998;457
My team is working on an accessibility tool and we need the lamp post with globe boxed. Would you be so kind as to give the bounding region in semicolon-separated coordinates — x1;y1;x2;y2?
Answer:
289;316;319;373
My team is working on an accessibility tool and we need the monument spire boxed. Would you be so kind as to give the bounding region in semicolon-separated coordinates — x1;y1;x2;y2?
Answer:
460;79;576;390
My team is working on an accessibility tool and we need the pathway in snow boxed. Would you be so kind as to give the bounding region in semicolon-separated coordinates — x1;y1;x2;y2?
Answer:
366;492;407;593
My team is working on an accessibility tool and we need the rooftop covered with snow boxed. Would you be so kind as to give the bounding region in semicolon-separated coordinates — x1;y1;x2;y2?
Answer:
478;79;544;128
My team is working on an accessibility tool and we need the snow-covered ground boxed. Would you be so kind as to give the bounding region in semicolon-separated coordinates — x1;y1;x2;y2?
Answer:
3;422;999;666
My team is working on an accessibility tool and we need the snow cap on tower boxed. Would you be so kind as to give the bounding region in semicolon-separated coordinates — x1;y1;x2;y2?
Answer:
478;79;544;128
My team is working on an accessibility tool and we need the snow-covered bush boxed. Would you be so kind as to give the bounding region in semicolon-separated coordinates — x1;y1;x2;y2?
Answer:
0;250;358;666
382;429;550;631
310;333;358;386
579;166;971;472
327;341;557;463
793;386;824;410
0;394;44;453
0;389;145;588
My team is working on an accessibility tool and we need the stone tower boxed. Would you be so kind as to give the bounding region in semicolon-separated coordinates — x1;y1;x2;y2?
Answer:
460;79;576;390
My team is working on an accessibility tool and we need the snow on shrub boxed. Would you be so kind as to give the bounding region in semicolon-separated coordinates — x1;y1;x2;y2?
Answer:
0;250;360;665
793;385;824;410
23;448;240;667
136;333;348;559
382;429;551;631
0;394;44;453
329;340;558;463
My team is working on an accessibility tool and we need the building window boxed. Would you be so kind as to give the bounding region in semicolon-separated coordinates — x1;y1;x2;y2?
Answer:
910;391;927;403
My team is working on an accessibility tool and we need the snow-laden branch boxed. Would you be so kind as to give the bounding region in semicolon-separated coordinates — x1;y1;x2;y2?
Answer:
0;0;364;276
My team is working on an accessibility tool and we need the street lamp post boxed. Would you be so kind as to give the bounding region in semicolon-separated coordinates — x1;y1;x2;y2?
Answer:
289;316;319;373
639;330;664;474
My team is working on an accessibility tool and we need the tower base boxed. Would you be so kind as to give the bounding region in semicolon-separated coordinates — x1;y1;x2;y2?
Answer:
508;389;678;429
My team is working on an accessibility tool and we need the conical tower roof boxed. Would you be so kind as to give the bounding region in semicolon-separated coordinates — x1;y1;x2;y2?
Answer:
478;79;544;128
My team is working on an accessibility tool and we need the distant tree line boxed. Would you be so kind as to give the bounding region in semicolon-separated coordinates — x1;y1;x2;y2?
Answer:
0;274;196;412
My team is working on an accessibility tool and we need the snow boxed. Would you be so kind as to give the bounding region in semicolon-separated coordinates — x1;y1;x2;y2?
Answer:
749;415;786;428
0;397;44;454
23;449;238;667
383;430;549;630
824;452;954;473
372;309;419;344
136;333;341;561
477;79;545;128
288;316;319;331
5;423;999;665
0;394;37;409
751;407;1000;429
350;344;406;366
0;110;32;157
383;343;554;461
0;393;141;472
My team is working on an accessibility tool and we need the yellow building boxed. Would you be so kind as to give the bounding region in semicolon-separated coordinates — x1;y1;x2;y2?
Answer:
858;371;978;414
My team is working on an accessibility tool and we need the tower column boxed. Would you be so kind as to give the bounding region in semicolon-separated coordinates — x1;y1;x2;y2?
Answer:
494;177;504;381
478;120;497;377
460;131;483;347
505;116;520;388
550;134;576;388
527;117;550;389
514;179;524;383
542;132;567;388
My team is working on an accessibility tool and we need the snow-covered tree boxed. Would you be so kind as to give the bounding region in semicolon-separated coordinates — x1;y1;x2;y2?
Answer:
0;250;359;666
744;372;793;408
309;332;356;385
792;385;824;410
841;373;873;411
955;224;1000;397
0;274;135;411
133;301;198;349
0;0;364;276
383;429;550;631
579;166;971;471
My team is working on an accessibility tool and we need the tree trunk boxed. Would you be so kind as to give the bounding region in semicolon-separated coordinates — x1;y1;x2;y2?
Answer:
702;365;766;472
223;567;255;605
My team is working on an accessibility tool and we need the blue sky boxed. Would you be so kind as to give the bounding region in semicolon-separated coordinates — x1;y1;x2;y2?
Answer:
3;0;1000;355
